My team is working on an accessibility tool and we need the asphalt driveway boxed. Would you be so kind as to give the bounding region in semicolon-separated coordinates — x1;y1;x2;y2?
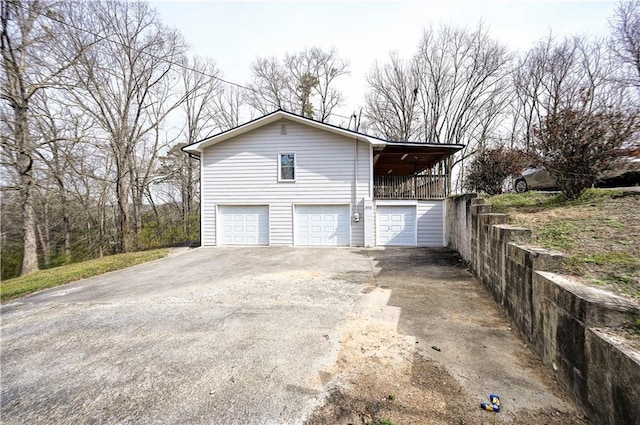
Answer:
1;247;580;424
1;248;372;424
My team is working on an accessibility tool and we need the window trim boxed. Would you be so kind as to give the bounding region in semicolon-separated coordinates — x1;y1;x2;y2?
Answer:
278;152;296;182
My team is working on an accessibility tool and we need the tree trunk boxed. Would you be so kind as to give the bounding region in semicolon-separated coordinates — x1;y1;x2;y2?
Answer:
36;221;50;267
16;105;39;275
145;186;162;241
62;197;71;262
98;201;106;258
182;176;190;236
116;166;132;253
21;186;38;275
128;157;143;250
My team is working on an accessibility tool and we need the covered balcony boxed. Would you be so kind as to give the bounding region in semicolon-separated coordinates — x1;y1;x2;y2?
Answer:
374;173;448;199
372;142;463;200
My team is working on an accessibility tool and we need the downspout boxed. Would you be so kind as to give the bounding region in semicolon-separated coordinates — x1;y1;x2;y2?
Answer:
198;150;204;247
352;112;360;222
353;137;359;221
447;157;453;196
369;145;373;199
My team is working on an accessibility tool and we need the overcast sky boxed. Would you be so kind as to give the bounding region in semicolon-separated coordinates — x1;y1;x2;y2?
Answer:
151;0;618;122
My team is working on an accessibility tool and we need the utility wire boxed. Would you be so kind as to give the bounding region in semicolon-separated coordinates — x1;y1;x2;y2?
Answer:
18;2;356;121
29;4;255;92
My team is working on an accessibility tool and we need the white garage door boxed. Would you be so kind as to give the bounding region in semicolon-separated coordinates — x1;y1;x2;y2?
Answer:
219;205;269;245
295;205;350;246
377;205;417;246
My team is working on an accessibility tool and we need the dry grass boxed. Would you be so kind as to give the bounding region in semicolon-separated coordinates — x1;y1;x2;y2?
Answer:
486;189;640;299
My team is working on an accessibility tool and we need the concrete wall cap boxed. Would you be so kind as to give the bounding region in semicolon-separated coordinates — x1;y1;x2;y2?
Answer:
536;271;640;311
494;224;530;231
449;193;477;200
589;327;640;364
510;244;566;257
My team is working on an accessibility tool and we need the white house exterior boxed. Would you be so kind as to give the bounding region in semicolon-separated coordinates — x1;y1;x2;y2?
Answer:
182;110;463;248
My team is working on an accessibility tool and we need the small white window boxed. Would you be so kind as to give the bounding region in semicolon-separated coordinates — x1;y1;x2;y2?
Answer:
278;153;295;182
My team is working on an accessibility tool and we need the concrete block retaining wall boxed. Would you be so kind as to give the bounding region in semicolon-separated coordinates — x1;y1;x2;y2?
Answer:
446;194;640;425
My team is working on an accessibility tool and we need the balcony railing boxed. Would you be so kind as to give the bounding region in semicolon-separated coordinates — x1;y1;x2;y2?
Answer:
374;174;448;199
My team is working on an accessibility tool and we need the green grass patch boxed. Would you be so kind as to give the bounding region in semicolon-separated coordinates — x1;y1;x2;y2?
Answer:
1;248;170;302
571;251;638;267
567;251;640;291
485;188;639;299
600;216;626;229
483;191;564;213
534;221;580;251
485;188;621;213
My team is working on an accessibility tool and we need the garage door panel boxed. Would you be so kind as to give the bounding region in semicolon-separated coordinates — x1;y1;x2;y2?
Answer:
219;206;269;246
376;205;416;246
295;205;350;246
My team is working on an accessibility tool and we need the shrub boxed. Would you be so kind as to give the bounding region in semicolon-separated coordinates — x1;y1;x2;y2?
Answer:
532;108;637;199
464;147;526;195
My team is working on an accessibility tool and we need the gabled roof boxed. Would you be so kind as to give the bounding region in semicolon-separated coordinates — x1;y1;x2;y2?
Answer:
182;109;464;175
182;109;389;156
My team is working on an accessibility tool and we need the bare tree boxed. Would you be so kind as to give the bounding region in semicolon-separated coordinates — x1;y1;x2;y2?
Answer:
285;52;318;117
149;56;221;237
64;0;187;252
1;0;86;275
363;52;420;141
31;90;92;263
212;85;244;131
509;30;638;198
2;0;44;274
246;47;348;121
415;24;511;144
292;47;349;121
245;56;292;114
1;0;248;277
180;56;222;142
610;0;640;89
414;24;512;190
464;146;526;195
511;35;580;149
511;34;627;151
157;143;199;238
68;143;115;258
532;107;637;199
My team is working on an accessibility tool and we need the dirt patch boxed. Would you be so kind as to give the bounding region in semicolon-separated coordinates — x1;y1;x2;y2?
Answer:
306;287;587;425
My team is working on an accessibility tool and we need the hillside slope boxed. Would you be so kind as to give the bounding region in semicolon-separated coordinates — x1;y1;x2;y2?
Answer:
486;189;640;299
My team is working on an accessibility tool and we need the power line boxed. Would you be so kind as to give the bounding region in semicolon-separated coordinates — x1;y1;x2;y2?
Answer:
23;3;256;93
17;2;358;122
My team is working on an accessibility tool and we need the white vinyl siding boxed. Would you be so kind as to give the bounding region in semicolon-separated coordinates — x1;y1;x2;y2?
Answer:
201;195;216;246
269;203;293;246
417;201;445;247
376;205;417;246
295;205;350;246
200;119;370;246
218;206;269;245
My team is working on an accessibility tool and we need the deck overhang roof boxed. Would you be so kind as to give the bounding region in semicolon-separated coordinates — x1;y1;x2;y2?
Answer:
373;142;464;176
